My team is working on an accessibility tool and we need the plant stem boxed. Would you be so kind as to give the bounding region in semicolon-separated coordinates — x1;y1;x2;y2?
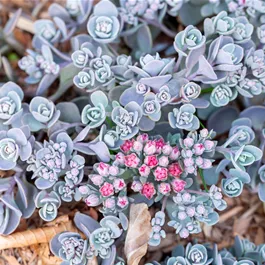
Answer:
138;18;176;38
161;196;168;212
201;87;214;94
222;169;231;178
200;121;205;129
185;189;210;196
198;168;208;192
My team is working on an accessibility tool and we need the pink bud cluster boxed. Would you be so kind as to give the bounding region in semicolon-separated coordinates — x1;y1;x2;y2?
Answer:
116;134;186;200
181;129;215;174
85;162;129;210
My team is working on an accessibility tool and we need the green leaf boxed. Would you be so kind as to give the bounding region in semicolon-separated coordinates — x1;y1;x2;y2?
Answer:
49;63;80;101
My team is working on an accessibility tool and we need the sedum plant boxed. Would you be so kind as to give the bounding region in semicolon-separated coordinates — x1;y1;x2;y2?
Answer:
50;212;128;264
2;1;265;264
146;236;265;265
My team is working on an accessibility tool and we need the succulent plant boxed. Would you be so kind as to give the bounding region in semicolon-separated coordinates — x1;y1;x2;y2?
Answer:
146;236;265;265
3;1;265;260
50;212;127;264
87;0;120;44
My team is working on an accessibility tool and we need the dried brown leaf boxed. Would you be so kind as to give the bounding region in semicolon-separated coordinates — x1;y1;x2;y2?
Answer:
219;206;243;223
2;255;20;265
255;227;264;245
233;216;252;236
0;220;81;250
124;203;151;265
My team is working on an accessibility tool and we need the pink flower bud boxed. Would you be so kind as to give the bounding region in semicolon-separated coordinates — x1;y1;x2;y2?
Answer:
195;157;203;166
184;157;194;167
131;180;143;192
162;144;172;155
120;140;134;153
117;196;129;208
97;162;110;176
113;178;126;191
99;182;114;197
85;194;100;206
141;182;156;199
171;179;186;193
78;185;89;195
154;167;168;181
178;211;187;220
201;159;212;169
89;174;104;186
169;147;180;160
144;155;158;168
182;192;191;202
184;150;193;158
204;140;214;151
186;207;195;217
179;228;189;238
193;143;205;155
183;137;194;148
137;133;149;143
104;197;115;208
124;153;140;168
186;166;196;174
139;164;151;177
168;162;183;178
109;166;119;176
115;152;125;165
159;156;169;167
133;141;143;152
200;128;209;138
144;140;157;155
158;183;171;195
155;138;165;151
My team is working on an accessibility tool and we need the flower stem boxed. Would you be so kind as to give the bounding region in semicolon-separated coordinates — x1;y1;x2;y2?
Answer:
201;87;214;94
198;168;208;192
161;196;168;212
200;121;205;129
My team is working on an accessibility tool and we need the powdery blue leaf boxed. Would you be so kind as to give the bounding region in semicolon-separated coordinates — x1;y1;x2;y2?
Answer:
258;183;265;202
203;166;219;185
240;106;265;131
137;24;152;54
14;176;38;218
56;102;81;123
207;106;239;136
36;74;58;96
74;212;100;237
3;9;22;36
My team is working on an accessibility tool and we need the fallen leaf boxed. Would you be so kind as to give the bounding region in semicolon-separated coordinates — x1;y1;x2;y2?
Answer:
125;203;151;265
2;255;20;265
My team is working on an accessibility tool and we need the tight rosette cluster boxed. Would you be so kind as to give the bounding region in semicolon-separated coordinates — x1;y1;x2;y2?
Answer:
27;132;74;190
114;133;186;201
77;162;129;215
179;129;216;174
168;187;226;238
50;213;125;264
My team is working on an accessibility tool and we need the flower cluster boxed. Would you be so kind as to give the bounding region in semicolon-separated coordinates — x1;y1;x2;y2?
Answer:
179;129;216;174
167;185;226;238
115;131;215;201
77;161;129;215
